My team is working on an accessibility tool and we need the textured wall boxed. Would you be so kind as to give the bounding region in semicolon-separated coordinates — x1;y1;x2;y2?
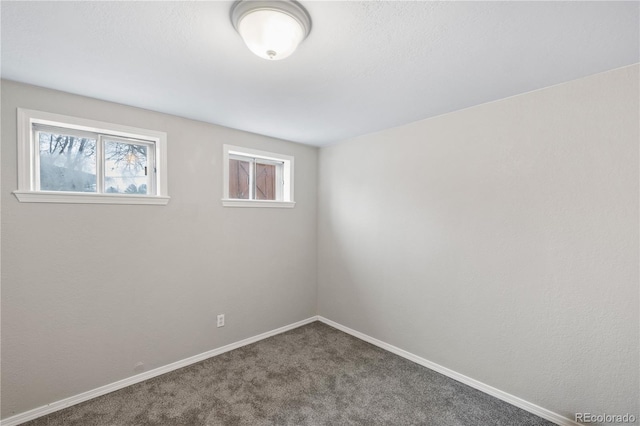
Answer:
317;65;639;420
1;80;318;418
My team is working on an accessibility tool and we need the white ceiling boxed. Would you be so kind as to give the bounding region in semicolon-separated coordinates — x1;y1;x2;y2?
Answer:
2;1;638;146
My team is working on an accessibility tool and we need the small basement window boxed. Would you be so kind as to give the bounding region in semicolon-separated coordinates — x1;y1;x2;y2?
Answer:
14;108;169;205
222;145;294;208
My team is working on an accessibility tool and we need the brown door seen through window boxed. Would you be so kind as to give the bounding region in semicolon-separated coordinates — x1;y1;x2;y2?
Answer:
228;157;279;200
229;158;250;199
255;163;276;200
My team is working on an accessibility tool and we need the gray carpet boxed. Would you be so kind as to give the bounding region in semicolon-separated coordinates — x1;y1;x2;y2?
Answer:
24;322;553;425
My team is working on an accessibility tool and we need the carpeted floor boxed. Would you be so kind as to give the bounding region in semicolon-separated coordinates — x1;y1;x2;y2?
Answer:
23;321;553;425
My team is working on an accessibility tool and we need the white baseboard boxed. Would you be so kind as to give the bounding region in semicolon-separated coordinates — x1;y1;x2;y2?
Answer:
2;316;579;426
317;316;579;426
0;316;319;426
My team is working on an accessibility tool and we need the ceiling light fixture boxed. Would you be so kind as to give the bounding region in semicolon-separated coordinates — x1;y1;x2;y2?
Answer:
231;0;311;61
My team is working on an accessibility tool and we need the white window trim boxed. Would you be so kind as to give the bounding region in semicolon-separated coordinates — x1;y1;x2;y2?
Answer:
222;144;295;208
14;108;169;205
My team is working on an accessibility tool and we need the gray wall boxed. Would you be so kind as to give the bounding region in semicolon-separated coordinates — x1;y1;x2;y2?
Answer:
317;65;639;419
1;80;318;418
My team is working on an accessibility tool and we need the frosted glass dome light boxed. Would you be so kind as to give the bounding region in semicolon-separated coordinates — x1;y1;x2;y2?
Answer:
231;1;311;61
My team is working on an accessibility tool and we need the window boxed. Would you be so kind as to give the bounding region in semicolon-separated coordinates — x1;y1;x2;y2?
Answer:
14;108;169;205
222;145;294;208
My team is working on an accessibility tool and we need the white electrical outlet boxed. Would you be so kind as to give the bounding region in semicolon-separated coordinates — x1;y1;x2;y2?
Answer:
217;314;225;328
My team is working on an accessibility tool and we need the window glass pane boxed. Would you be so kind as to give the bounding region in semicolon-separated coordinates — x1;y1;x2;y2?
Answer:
104;140;150;194
229;159;250;199
39;132;97;192
255;162;276;200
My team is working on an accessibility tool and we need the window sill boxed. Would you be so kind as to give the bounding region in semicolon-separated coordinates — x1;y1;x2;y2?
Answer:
13;191;170;205
221;199;295;208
